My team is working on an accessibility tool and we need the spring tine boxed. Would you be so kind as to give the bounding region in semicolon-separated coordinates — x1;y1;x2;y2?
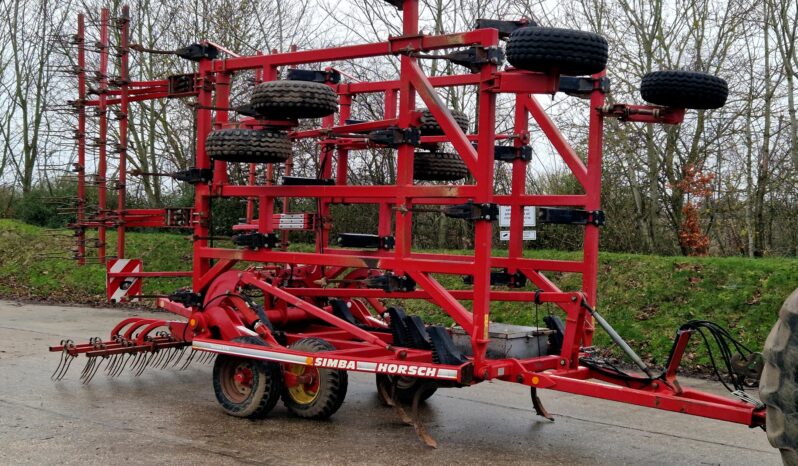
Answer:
180;350;197;370
80;357;94;380
129;352;145;373
51;351;67;381
170;347;187;368
116;353;133;377
161;348;178;369
104;354;119;375
86;357;105;383
109;354;123;377
53;353;75;381
81;357;100;384
136;352;156;376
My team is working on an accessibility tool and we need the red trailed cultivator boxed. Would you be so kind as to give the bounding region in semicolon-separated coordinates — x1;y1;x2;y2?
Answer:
52;2;798;461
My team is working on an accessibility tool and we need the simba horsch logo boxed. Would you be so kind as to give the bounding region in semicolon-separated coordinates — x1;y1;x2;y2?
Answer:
313;357;440;377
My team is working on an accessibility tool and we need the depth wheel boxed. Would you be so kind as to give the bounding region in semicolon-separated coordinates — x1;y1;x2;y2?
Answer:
206;128;291;164
506;27;608;76
761;288;798;466
212;336;282;418
417;108;469;135
640;70;728;110
281;338;348;419
414;152;468;182
376;374;437;405
250;80;338;119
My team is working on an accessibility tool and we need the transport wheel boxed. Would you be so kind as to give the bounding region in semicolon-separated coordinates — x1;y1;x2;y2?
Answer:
506;27;608;76
212;336;282;418
640;70;728;110
206;128;291;163
418;108;470;135
250;80;338;119
281;338;348;419
760;287;798;466
376;374;437;405
413;152;469;182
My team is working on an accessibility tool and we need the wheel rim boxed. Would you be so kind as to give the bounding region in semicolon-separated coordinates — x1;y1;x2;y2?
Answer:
220;360;255;404
286;364;320;405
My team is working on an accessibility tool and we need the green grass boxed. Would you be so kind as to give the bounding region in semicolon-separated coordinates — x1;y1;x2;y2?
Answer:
1;218;796;371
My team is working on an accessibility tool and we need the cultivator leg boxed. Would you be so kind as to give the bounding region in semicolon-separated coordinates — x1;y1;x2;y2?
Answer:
49;317;203;383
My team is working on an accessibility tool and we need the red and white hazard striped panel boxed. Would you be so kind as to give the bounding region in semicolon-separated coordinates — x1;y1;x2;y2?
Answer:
106;258;143;303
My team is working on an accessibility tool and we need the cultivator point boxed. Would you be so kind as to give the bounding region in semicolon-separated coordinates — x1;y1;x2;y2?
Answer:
49;317;208;383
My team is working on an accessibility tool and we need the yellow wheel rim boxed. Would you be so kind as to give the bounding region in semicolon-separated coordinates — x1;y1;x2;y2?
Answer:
287;364;320;405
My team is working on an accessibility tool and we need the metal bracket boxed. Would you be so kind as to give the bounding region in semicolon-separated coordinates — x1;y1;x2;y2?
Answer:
444;201;499;221
168;290;203;309
174;43;219;62
462;269;526;288
366;273;416;292
368;127;420;147
445;46;505;73
287;68;341;84
173;168;213;184
538;208;605;227
167;73;198;96
559;76;611;98
474;18;537;39
282;176;335;186
493;145;532;162
338;233;395;250
232;232;279;250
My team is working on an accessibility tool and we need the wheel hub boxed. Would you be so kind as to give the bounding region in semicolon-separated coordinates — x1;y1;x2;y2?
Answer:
285;364;320;405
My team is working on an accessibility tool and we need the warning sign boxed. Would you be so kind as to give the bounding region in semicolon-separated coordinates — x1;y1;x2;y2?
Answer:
498;206;536;228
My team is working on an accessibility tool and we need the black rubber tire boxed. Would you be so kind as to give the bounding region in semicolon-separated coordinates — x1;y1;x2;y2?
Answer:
281;338;348;419
640;70;728;110
212;336;282;418
414;152;469;182
376;374;437;405
250;80;338;119
761;287;798;466
418;109;469;135
205;128;291;163
506;27;608;76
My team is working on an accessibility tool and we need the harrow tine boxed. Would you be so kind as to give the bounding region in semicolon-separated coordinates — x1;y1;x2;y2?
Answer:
179;349;197;370
104;354;120;376
135;351;157;376
161;347;179;369
129;352;146;374
110;353;127;377
51;342;76;382
81;356;104;384
170;347;187;368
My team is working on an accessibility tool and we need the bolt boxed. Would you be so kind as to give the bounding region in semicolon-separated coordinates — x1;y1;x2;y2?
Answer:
398;350;407;360
560;359;566;366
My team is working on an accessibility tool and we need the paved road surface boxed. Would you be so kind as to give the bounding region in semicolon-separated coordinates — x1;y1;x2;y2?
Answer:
0;301;780;465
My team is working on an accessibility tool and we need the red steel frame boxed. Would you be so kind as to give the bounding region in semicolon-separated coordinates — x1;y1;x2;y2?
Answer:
67;1;765;433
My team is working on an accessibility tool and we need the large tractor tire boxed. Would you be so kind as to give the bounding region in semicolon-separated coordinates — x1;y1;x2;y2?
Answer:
212;336;282;418
640;70;728;110
506;27;608;76
418;108;470;135
761;288;798;466
250;80;338;119
413;152;469;182
206;128;292;163
281;338;348;419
